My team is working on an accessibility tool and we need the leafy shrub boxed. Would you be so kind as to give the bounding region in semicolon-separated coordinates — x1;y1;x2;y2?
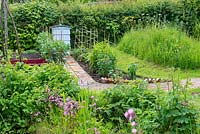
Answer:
96;83;156;126
37;32;70;63
95;81;199;133
72;45;90;63
118;26;200;69
88;42;116;77
0;63;79;133
156;84;199;134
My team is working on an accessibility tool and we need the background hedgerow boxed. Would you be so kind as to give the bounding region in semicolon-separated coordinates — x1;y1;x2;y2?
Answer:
4;0;200;50
118;26;200;69
8;1;60;50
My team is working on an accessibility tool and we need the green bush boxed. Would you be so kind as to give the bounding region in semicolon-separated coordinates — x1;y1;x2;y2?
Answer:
37;32;70;63
155;84;199;134
88;42;116;77
118;26;200;69
96;83;156;127
0;63;79;133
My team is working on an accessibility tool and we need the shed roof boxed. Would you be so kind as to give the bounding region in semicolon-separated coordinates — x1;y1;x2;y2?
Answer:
50;24;70;29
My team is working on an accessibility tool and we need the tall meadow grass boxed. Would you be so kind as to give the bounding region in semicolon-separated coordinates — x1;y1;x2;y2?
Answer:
118;26;200;69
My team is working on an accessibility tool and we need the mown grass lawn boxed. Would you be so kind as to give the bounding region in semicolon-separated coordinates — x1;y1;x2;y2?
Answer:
112;47;200;79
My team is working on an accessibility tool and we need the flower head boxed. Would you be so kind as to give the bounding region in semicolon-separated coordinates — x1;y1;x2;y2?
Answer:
131;121;137;126
124;108;136;121
132;128;137;134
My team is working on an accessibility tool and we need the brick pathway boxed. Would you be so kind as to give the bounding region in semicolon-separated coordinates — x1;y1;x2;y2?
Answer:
65;56;114;90
65;56;200;90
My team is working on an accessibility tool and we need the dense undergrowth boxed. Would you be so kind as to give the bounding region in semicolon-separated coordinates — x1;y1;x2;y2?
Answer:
118;26;200;69
0;63;79;133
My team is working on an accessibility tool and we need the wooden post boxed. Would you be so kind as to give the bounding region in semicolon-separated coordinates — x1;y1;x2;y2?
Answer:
3;0;8;61
5;0;22;61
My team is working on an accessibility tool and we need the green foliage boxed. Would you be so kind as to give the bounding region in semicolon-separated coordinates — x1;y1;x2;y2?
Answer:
7;0;200;49
156;84;199;133
128;63;138;80
9;0;198;49
31;90;111;134
112;47;200;79
9;1;60;50
88;42;116;77
72;45;90;63
37;32;70;63
193;22;200;40
95;81;199;133
0;63;79;133
118;26;200;69
96;83;156;127
180;0;200;36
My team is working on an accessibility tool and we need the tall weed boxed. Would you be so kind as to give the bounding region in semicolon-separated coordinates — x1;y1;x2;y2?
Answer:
118;26;200;69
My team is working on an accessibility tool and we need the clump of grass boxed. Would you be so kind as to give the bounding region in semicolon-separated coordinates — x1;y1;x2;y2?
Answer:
118;26;200;69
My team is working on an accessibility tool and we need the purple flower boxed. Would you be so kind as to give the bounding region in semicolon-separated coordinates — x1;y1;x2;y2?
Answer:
93;103;96;107
63;98;80;116
64;111;68;116
66;98;71;102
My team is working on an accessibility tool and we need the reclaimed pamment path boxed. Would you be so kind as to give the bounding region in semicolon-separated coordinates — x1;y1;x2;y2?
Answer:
64;56;114;90
65;56;200;90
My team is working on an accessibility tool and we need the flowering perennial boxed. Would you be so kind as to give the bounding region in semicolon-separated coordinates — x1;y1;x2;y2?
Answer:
124;108;138;134
64;98;80;116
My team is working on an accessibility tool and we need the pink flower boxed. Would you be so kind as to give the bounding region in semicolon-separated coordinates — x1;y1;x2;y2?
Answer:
64;111;68;116
128;109;134;115
124;108;136;121
124;112;129;119
131;121;137;126
132;128;137;134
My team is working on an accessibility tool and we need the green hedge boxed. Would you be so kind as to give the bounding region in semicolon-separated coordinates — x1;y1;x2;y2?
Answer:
9;1;60;50
118;26;200;69
4;0;200;50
